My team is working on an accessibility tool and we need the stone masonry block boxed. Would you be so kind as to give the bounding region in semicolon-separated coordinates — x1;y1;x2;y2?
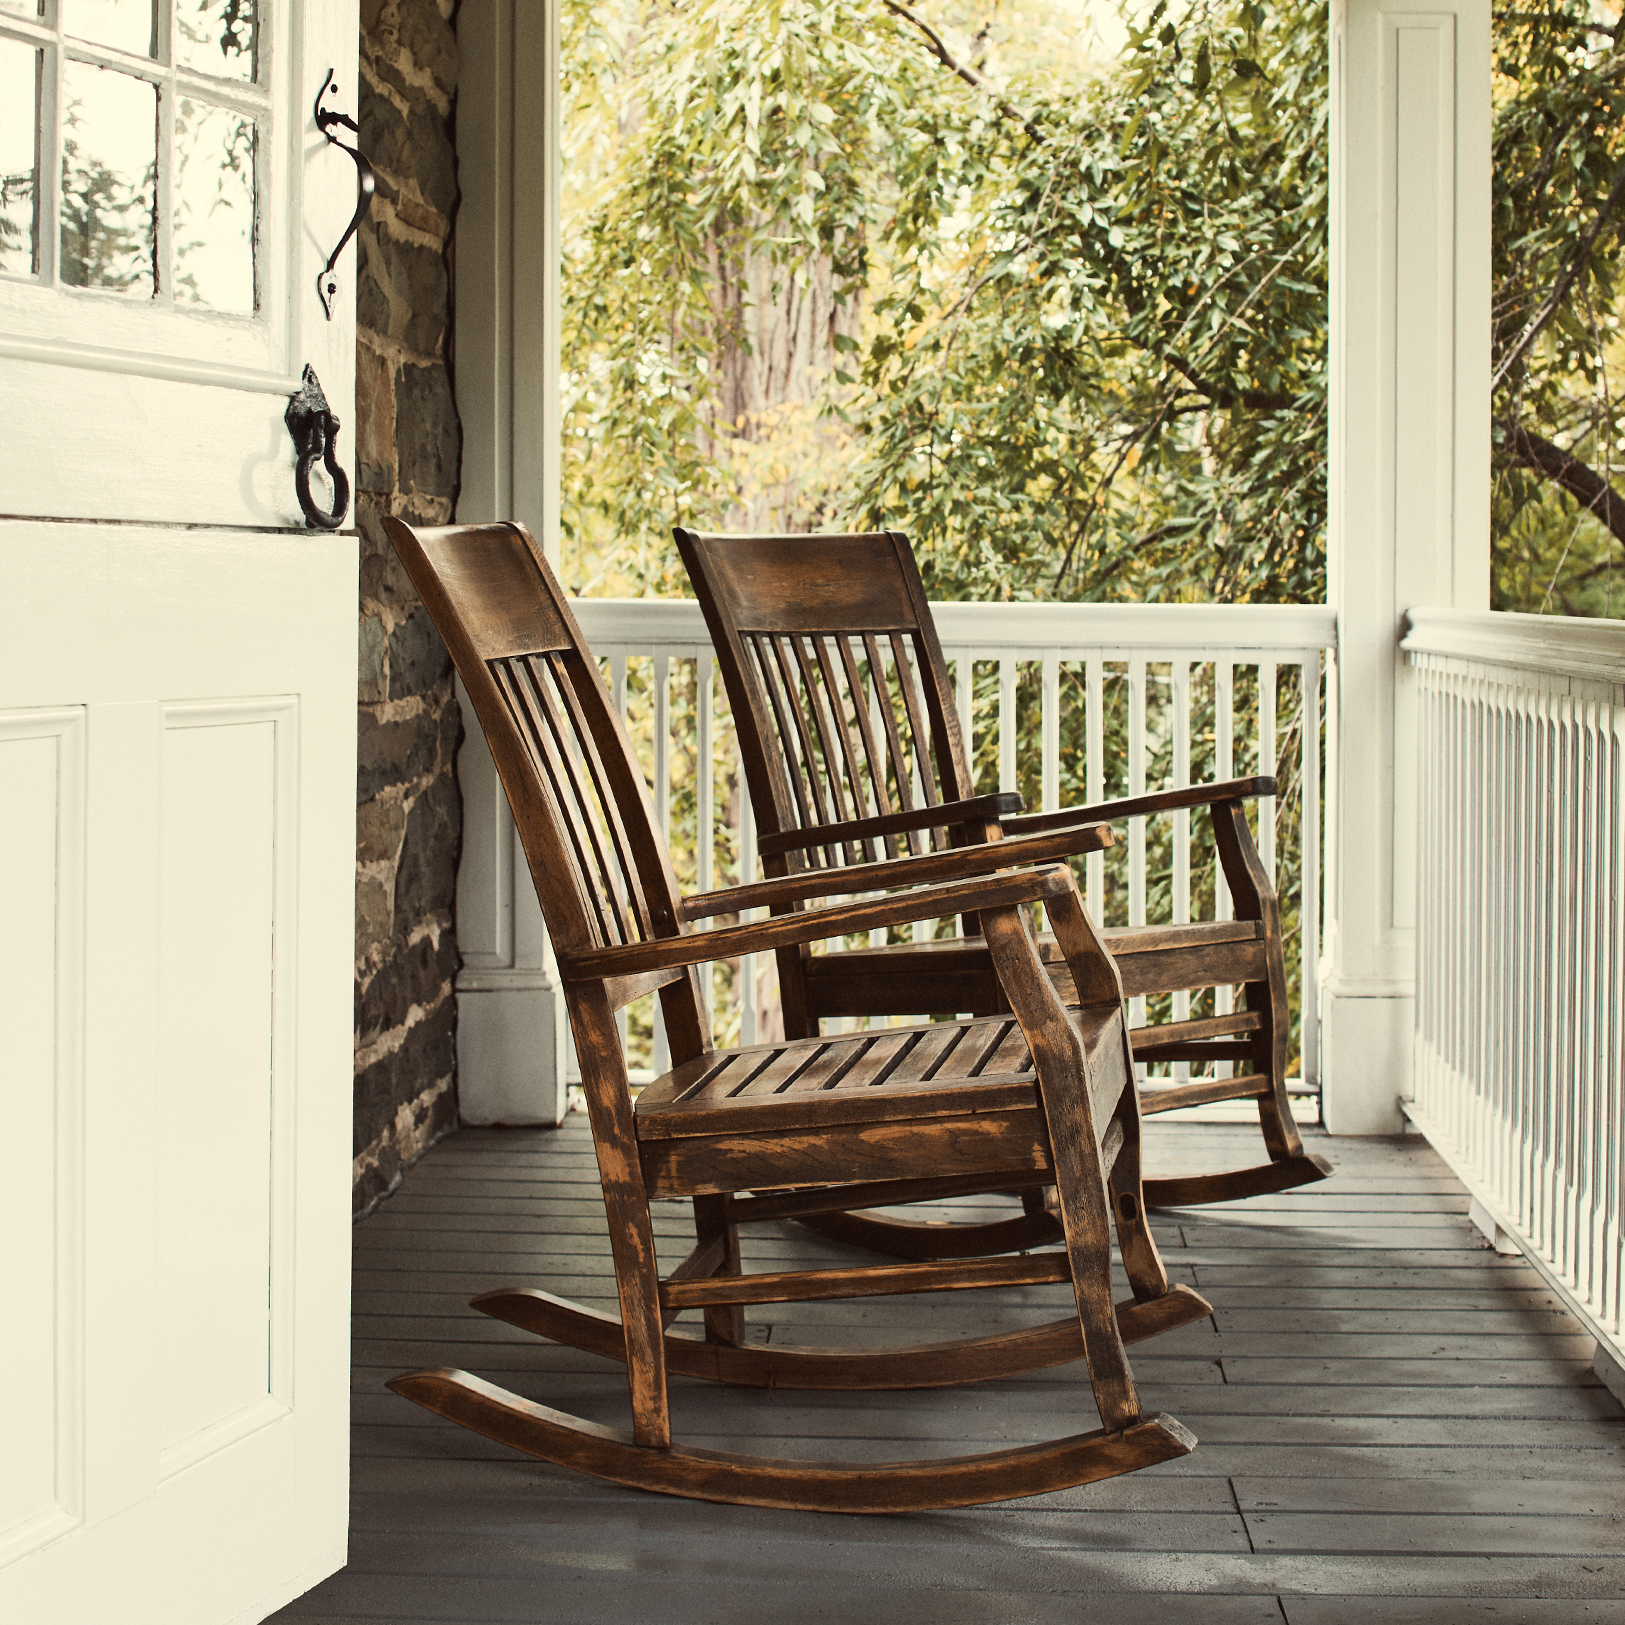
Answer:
388;606;452;696
356;793;407;865
393;764;461;923
358;615;387;703
356;704;443;804
396;361;460;502
356;925;459;1049
353;993;456;1156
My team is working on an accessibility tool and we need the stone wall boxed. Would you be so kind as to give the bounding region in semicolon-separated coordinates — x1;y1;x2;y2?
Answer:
352;0;463;1214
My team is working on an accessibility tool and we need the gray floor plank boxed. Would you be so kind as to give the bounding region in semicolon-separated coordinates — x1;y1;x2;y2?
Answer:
271;1121;1625;1621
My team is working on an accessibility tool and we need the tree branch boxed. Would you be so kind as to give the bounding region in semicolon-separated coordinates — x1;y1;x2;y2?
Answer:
1493;151;1625;388
1503;419;1625;545
1161;351;1296;410
881;0;1047;144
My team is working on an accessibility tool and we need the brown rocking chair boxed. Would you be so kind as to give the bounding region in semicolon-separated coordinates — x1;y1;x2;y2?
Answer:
382;517;1209;1512
675;526;1330;1246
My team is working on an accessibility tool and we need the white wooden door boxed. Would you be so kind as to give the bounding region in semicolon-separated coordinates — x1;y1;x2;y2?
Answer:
0;3;359;1620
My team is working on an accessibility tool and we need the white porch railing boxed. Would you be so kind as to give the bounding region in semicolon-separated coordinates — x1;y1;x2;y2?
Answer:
1404;607;1625;1365
572;598;1335;1095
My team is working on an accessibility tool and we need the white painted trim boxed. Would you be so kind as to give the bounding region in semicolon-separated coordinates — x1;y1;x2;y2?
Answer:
1403;607;1625;687
453;0;561;552
0;336;301;395
156;1395;290;1483
571;597;1338;654
0;707;86;1569
1323;0;1491;1131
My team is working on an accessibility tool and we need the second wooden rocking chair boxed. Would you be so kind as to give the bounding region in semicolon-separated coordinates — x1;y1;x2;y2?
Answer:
382;517;1209;1513
675;525;1331;1244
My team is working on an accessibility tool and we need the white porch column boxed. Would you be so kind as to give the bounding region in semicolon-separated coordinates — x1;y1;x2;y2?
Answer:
448;0;567;1124
1323;0;1491;1131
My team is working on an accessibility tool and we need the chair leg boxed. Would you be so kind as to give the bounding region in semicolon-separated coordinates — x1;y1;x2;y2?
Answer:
1247;968;1304;1161
982;906;1140;1434
692;1192;745;1347
572;991;672;1449
1104;1048;1176;1307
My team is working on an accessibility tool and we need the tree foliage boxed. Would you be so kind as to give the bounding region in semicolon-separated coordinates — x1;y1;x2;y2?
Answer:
1491;2;1625;614
561;0;1625;616
851;0;1326;603
560;0;936;590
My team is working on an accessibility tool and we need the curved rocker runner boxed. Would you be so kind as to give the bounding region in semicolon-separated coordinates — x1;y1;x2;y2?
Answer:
382;516;1210;1512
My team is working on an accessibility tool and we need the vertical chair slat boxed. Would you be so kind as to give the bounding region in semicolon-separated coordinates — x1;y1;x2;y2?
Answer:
534;652;658;945
495;657;627;948
890;632;942;821
697;654;715;1032
867;633;921;847
791;634;859;854
767;633;841;864
747;633;822;858
812;635;879;865
529;653;650;949
836;634;900;860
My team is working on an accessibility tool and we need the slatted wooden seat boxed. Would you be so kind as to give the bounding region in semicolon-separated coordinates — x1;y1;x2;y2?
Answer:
675;525;1331;1232
380;516;1210;1513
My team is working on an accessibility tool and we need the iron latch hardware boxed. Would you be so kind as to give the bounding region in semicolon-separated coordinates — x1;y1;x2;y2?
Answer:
285;365;351;530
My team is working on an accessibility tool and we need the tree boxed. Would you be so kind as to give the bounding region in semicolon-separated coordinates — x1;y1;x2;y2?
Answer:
562;0;1625;618
559;0;935;592
851;0;1327;605
1491;2;1625;614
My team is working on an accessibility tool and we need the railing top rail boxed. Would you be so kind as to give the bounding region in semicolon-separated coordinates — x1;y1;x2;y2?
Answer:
572;597;1336;654
1403;606;1625;688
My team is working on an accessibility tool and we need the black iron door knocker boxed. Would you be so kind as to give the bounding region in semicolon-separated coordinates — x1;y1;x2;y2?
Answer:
285;366;350;530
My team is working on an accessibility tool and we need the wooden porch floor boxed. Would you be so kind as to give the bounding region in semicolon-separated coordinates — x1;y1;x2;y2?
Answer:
274;1119;1625;1624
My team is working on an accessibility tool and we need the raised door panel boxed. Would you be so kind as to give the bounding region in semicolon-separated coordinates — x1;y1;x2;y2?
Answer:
0;523;355;1625
0;710;85;1569
157;702;297;1473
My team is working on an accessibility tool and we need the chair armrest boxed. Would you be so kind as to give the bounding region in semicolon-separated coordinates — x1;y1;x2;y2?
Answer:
681;821;1115;920
755;792;1025;858
1001;775;1277;834
568;865;1079;982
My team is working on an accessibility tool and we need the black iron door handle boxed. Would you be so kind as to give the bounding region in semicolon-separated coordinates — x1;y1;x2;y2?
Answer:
285;365;350;530
313;68;375;320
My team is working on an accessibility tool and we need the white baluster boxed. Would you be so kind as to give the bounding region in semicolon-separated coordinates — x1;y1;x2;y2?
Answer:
1086;657;1104;924
1127;654;1146;1036
1300;652;1321;1094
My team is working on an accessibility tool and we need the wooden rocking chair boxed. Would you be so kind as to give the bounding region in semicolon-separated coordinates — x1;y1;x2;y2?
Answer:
674;526;1331;1240
381;517;1209;1513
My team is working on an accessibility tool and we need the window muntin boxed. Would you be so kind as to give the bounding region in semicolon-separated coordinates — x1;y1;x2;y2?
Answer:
0;1;269;329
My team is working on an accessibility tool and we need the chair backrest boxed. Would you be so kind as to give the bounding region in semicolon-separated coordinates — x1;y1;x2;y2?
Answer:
384;519;686;964
675;528;986;871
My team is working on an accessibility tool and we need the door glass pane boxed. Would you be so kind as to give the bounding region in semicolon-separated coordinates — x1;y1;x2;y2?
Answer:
173;98;253;311
0;2;46;16
176;0;257;83
68;0;157;56
60;61;157;295
0;40;40;276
